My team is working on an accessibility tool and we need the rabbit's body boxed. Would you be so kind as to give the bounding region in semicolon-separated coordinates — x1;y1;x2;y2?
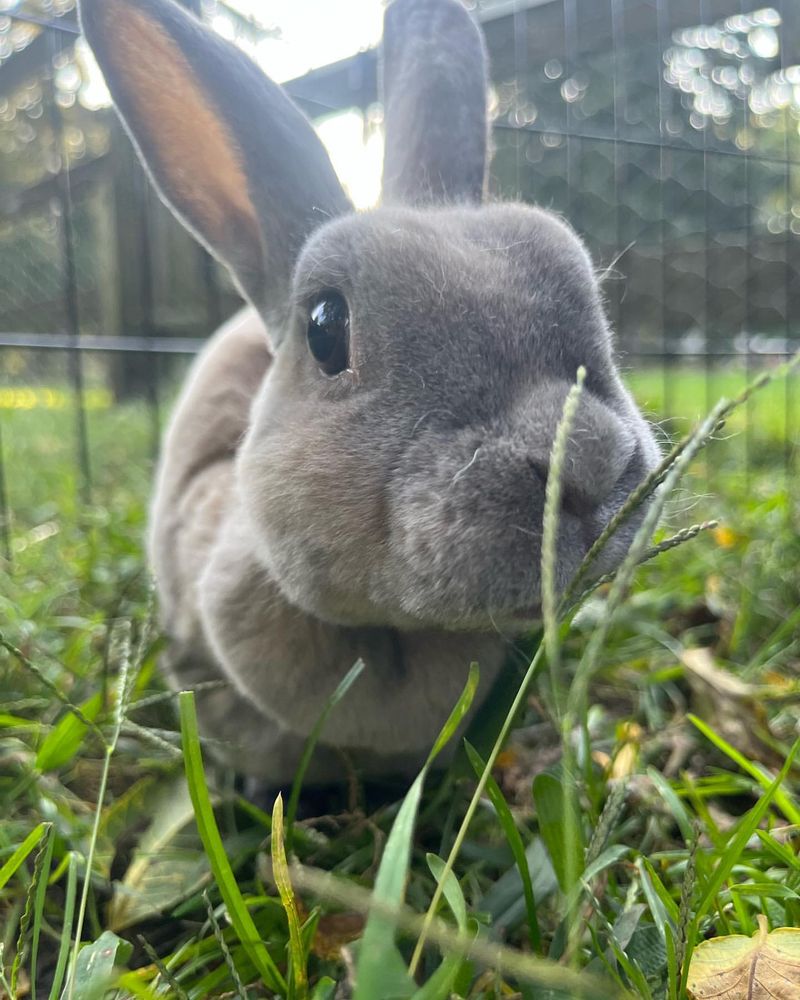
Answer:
150;303;508;781
80;0;660;784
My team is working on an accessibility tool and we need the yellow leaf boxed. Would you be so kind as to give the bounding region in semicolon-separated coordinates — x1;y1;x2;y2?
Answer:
687;915;800;999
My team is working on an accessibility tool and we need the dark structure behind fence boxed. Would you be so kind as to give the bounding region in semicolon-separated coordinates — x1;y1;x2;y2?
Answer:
1;0;799;564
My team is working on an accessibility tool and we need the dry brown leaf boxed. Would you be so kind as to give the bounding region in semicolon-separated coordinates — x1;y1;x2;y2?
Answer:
687;915;800;999
680;647;783;769
311;911;366;960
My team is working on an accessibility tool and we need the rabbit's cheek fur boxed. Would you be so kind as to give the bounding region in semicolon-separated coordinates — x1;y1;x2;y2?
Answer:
236;401;395;628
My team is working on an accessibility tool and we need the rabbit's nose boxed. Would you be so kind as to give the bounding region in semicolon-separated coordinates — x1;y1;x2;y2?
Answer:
525;458;599;518
519;384;637;512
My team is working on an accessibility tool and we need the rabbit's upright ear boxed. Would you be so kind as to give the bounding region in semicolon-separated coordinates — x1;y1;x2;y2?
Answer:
79;0;350;331
381;0;489;205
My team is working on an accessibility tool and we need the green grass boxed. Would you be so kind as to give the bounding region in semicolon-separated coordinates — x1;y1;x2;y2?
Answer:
0;364;798;999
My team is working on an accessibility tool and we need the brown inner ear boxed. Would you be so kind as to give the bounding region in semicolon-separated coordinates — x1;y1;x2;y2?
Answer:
99;0;260;255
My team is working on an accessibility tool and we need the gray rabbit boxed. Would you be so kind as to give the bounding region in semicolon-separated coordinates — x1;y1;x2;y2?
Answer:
79;0;660;784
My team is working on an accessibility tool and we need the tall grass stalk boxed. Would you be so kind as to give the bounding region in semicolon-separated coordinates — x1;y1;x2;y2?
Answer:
569;520;718;608
409;642;546;969
567;348;800;598
540;368;587;960
565;400;728;733
541;366;585;717
412;356;797;977
203;891;249;1000
412;367;589;969
65;621;135;1000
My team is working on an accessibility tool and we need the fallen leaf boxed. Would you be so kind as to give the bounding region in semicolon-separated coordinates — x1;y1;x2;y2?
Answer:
290;893;364;961
681;648;783;769
108;778;210;930
687;914;800;999
312;911;366;961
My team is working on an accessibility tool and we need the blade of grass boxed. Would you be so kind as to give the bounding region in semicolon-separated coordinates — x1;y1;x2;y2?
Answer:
646;767;694;846
688;713;800;825
637;857;680;926
532;770;584;896
47;852;77;1000
272;793;307;999
426;854;468;933
0;822;48;891
356;662;479;997
29;822;55;1000
464;741;541;953
409;642;547;975
65;621;136;1000
179;691;287;995
410;954;464;1000
635;858;676;936
285;659;364;854
12;822;52;997
35;692;104;773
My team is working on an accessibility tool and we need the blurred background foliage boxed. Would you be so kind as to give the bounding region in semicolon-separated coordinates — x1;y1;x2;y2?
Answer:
0;0;798;556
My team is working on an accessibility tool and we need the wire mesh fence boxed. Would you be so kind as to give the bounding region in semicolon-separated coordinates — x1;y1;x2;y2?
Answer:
1;0;798;567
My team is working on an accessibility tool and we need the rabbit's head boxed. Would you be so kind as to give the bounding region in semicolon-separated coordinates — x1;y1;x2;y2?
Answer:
81;0;660;632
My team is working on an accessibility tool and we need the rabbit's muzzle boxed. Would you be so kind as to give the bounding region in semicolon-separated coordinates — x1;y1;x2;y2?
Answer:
387;382;651;630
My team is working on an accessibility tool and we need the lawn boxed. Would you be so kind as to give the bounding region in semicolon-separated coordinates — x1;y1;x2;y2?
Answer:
0;362;798;999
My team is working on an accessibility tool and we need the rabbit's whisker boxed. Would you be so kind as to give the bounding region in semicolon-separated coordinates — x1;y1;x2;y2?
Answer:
479;238;535;253
452;446;483;484
486;607;512;640
512;524;540;539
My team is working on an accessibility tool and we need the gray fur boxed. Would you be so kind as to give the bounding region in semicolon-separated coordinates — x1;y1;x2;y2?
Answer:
382;0;489;204
80;0;660;784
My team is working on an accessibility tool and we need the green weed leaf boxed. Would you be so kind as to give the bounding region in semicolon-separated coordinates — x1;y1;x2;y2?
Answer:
179;691;286;995
59;930;132;1000
36;692;103;772
465;739;541;951
272;793;308;999
532;771;584;894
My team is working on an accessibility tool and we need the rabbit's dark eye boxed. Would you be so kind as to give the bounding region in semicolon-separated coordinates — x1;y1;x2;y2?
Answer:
307;292;350;376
